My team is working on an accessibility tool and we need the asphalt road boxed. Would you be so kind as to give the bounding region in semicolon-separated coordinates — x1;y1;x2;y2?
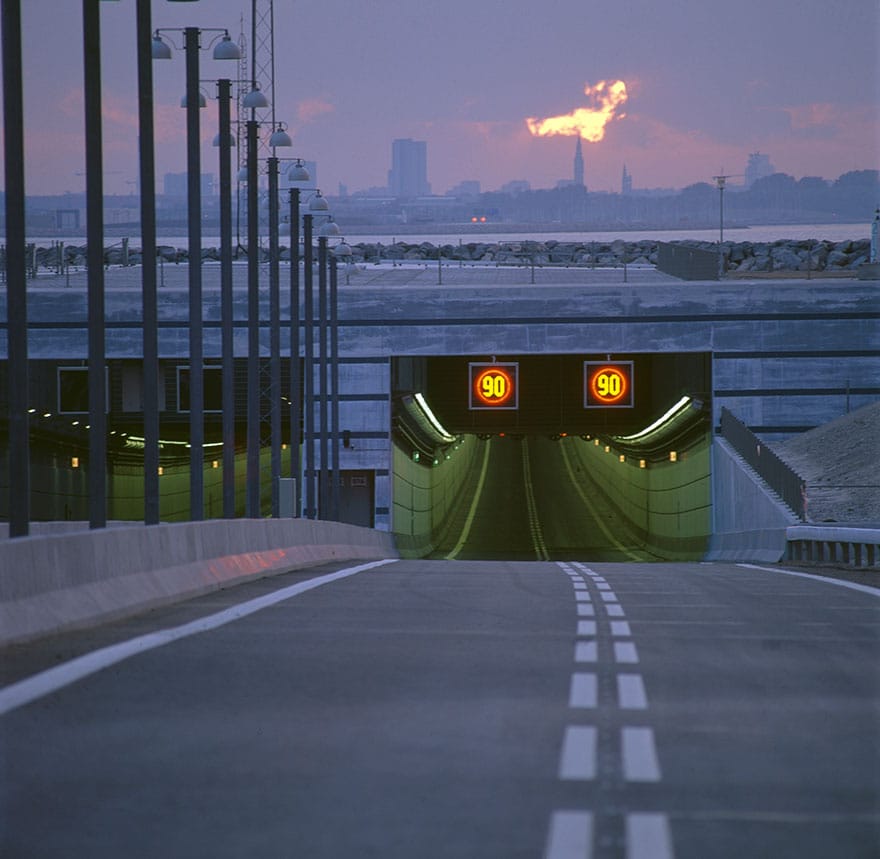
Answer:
1;558;877;858
432;436;653;562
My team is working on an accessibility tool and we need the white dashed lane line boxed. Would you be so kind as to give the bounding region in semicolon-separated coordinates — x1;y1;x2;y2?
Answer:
548;561;676;858
559;725;598;780
545;811;594;859
617;673;649;710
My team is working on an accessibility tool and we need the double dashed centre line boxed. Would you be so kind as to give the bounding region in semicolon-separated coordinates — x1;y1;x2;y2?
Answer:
545;561;674;859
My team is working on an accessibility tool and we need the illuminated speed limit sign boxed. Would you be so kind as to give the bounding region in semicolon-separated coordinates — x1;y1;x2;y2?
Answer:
584;361;634;408
469;362;519;410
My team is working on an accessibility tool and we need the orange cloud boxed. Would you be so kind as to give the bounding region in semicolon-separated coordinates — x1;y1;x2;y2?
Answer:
526;80;628;142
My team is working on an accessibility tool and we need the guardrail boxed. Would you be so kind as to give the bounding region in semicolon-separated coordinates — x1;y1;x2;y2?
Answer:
786;525;880;568
719;407;807;520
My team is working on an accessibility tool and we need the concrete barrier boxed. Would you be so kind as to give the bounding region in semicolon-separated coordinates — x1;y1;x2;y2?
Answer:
786;525;880;568
705;439;798;562
0;519;398;646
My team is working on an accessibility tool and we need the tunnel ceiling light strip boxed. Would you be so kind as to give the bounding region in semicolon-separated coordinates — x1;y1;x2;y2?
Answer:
615;396;692;442
414;392;457;443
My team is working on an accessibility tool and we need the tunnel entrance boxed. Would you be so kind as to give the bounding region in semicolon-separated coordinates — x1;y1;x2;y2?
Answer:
391;354;712;561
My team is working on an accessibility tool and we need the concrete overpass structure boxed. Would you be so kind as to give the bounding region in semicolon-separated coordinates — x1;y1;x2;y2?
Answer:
3;263;877;528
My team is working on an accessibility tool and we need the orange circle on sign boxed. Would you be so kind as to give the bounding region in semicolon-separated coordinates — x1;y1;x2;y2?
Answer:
589;366;629;405
474;367;515;406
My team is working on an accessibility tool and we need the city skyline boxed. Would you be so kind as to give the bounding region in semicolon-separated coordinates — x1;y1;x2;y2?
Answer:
2;0;878;198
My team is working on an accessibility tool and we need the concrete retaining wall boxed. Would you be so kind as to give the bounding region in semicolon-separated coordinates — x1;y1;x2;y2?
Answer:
706;438;798;562
0;518;398;646
391;436;482;557
564;435;712;560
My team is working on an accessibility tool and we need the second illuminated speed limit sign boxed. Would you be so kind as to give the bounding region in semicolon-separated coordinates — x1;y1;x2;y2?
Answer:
584;361;634;408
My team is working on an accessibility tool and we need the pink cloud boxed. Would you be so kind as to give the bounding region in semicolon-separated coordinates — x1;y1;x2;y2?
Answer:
296;98;334;124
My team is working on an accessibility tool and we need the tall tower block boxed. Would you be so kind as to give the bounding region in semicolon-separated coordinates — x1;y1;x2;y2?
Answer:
574;137;584;187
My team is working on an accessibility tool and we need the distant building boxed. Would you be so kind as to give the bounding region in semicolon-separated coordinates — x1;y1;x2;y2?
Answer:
446;180;481;198
745;152;774;187
574;137;584;187
500;180;531;195
388;138;430;198
621;165;633;195
163;172;215;198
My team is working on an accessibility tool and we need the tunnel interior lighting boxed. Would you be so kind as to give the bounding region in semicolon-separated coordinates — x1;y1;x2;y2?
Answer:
413;393;456;443
616;396;692;443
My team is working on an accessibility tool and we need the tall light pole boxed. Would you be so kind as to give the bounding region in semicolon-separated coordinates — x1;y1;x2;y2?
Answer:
246;118;261;517
84;0;107;530
2;0;28;537
216;78;235;518
713;174;728;244
154;25;240;521
288;185;302;516
302;213;315;519
265;124;292;517
137;0;160;526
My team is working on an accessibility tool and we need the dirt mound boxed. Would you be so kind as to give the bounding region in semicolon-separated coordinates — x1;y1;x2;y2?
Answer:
774;401;880;523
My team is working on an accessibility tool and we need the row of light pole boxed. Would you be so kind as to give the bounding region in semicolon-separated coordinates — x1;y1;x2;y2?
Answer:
2;0;346;534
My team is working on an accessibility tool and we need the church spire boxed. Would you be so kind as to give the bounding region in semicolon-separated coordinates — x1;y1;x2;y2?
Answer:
574;136;584;187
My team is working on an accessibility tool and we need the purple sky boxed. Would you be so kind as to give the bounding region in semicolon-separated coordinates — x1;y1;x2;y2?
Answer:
6;0;879;197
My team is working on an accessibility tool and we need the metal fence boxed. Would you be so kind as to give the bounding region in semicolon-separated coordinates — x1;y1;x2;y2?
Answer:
719;407;806;520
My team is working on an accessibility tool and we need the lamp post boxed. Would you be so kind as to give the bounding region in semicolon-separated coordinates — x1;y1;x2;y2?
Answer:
713;174;727;244
265;124;293;518
84;0;108;529
153;25;240;521
2;0;28;537
136;0;161;525
216;78;235;518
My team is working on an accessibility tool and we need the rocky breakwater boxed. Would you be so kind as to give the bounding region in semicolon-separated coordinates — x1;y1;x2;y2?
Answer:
323;237;873;273
691;238;872;274
23;236;871;274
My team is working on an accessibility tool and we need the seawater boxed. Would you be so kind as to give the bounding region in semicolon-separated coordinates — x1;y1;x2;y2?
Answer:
25;222;869;248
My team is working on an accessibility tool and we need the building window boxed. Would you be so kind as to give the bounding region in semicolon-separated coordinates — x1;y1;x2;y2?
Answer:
57;366;109;414
177;366;223;413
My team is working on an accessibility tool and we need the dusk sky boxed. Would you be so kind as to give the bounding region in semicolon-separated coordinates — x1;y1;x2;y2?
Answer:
6;0;879;197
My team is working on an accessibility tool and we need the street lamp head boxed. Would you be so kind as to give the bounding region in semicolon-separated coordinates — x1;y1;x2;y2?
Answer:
334;241;352;257
242;85;269;109
268;125;293;148
213;132;236;147
212;33;241;61
180;91;207;109
152;34;172;60
319;219;340;237
237;166;249;182
309;191;329;212
288;159;311;182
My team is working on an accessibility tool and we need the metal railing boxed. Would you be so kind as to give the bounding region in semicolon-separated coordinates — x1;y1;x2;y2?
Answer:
719;407;806;520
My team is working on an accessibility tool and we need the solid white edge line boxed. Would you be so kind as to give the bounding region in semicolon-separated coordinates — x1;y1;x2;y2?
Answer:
626;813;674;859
738;563;880;597
446;438;492;560
0;558;398;717
545;810;593;859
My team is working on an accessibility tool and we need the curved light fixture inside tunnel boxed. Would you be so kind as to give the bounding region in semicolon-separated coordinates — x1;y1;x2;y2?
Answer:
615;396;693;443
414;393;456;444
